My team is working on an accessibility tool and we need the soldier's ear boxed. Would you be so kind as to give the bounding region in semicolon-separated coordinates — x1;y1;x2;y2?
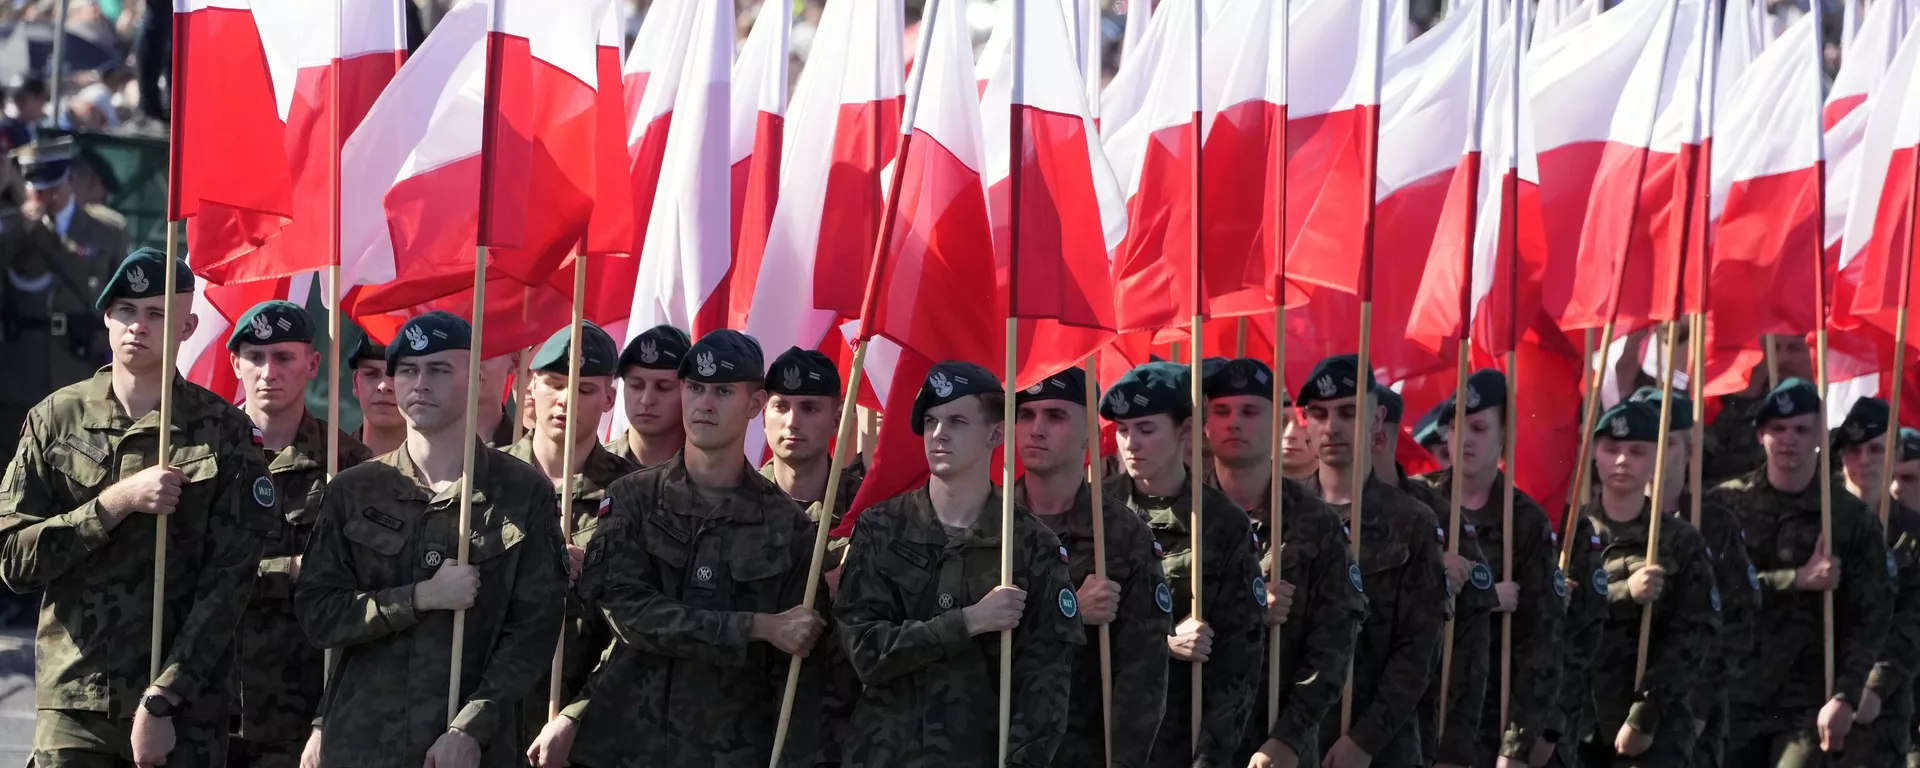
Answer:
180;312;199;341
988;419;1004;449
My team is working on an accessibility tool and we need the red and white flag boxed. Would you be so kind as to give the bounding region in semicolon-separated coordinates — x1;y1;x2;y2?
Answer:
1827;0;1912;128
1840;16;1920;346
1197;0;1296;318
1122;0;1152;63
1100;0;1196;140
721;1;791;331
171;0;295;271
179;274;314;400
1824;0;1911;378
1276;0;1387;298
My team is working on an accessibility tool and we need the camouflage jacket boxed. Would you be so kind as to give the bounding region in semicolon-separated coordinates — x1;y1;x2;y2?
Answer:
1866;502;1920;705
603;430;677;469
1701;395;1764;487
1251;477;1366;764
1683;493;1760;727
1406;473;1496;766
1111;472;1264;768
500;437;637;740
1585;503;1718;742
0;369;273;720
832;486;1082;768
1013;477;1172;768
1707;470;1893;709
1301;473;1449;764
760;454;865;573
1553;510;1604;755
235;413;372;743
294;443;566;768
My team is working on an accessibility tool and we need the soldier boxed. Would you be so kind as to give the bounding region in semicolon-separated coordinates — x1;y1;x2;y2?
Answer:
0;248;273;767
1833;397;1891;514
761;346;866;572
0;137;125;464
348;335;405;457
1280;397;1317;481
294;311;566;768
832;361;1080;766
1706;377;1894;766
1576;399;1718;767
504;322;639;757
1701;335;1813;486
1008;365;1171;767
224;300;374;768
476;353;519;448
1294;354;1449;768
1422;370;1568;767
1872;428;1920;768
1414;401;1451;472
608;324;690;467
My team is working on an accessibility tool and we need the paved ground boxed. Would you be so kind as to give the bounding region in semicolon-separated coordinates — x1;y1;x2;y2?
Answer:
0;628;32;765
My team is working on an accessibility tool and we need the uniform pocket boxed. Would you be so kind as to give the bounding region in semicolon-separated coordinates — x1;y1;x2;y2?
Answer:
46;438;108;493
467;517;525;565
342;512;409;556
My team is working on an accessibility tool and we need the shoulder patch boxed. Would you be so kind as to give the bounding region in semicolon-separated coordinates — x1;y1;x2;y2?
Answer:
1591;567;1608;595
596;498;612;517
1590;533;1602;550
1552;568;1569;599
1435;526;1445;543
1058;587;1079;618
1710;585;1722;612
1152;540;1166;558
1470;562;1494;590
1155;582;1174;613
1348;562;1365;593
250;427;264;447
1253;576;1268;608
1464;522;1477;538
252;476;275;508
1060;545;1070;564
1747;563;1760;590
1890;550;1900;579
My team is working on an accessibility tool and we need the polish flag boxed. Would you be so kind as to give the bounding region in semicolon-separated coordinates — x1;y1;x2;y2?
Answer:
1826;0;1913;129
582;0;633;258
1533;0;1601;46
179;274;312;401
721;1;791;331
1718;0;1766;112
1825;0;1911;376
1840;17;1920;345
1123;0;1152;63
1279;0;1387;298
1196;0;1298;319
170;0;295;265
1101;0;1203;141
1105;0;1204;334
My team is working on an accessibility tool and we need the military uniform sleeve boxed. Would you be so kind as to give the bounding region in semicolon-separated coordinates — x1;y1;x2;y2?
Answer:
1867;527;1920;702
1195;516;1264;766
0;408;121;591
450;484;567;746
1272;514;1365;759
831;517;976;685
1552;514;1605;746
1006;524;1083;768
771;516;843;768
1500;507;1568;759
1109;517;1171;768
153;418;273;707
1349;503;1447;757
577;491;756;665
1437;536;1493;766
1835;507;1893;705
1626;527;1717;735
1691;501;1756;718
294;483;425;648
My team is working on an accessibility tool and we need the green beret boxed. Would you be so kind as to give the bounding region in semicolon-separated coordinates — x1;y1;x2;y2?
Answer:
1752;377;1822;426
1202;357;1275;402
226;300;314;351
1100;362;1190;420
679;329;765;384
1628;386;1694;431
347;334;386;364
620;324;692;373
1832;397;1890;451
1900;427;1920;462
384;311;472;375
1595;400;1661;442
1017;366;1087;407
767;346;840;397
1375;387;1405;425
95;247;194;311
1414;399;1449;447
1296;354;1376;407
530;321;619;378
912;361;1001;435
1439;369;1506;427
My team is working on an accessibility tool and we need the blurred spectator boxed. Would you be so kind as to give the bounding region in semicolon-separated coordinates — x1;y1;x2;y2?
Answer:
2;75;47;151
133;0;166;121
59;81;118;130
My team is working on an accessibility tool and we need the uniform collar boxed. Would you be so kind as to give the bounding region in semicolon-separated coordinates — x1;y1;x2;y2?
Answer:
899;485;1012;547
380;439;495;507
657;453;781;525
267;411;333;474
505;436;634;498
78;367;194;435
1108;469;1196;533
1011;476;1094;536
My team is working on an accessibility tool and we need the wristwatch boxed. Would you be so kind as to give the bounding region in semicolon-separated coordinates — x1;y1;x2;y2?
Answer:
140;693;175;719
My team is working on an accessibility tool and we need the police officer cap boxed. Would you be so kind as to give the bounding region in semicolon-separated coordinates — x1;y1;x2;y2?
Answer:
1296;354;1377;408
1202;357;1275;402
95;247;194;311
529;321;619;378
384;311;472;375
767;346;841;397
1628;386;1694;431
620;324;692;373
1900;427;1920;463
347;334;386;364
1595;400;1661;442
226;300;313;352
1100;362;1190;421
679;329;765;384
1438;369;1506;427
1831;397;1891;451
9;136;73;190
1375;387;1406;425
1413;399;1449;447
1751;377;1822;426
911;361;1002;435
1016;366;1087;407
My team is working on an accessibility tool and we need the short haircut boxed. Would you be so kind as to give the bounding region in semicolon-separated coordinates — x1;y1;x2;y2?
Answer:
979;392;1006;424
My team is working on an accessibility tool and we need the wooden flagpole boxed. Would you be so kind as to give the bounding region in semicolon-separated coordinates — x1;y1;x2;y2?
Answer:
1340;0;1386;735
1810;0;1837;700
1184;0;1208;752
999;1;1028;761
448;245;487;725
1084;356;1114;767
1265;0;1292;737
548;255;586;720
1635;321;1680;688
152;221;177;683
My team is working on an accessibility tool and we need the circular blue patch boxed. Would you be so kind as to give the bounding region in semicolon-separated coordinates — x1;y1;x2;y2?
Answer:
252;476;275;508
1747;564;1760;590
1710;586;1723;612
1592;568;1609;596
1059;587;1078;619
1155;582;1174;614
1348;563;1365;593
1890;551;1901;580
1253;576;1268;608
1552;568;1569;599
1470;562;1494;590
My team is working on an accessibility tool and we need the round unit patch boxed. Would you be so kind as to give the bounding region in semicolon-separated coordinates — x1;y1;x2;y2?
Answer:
1155;582;1174;614
1253;576;1268;608
1552;568;1569;599
1469;562;1494;590
939;593;955;610
423;550;443;569
1058;587;1079;618
695;566;714;582
1348;563;1365;593
252;476;276;508
1747;564;1760;590
1710;586;1723;612
1592;568;1609;596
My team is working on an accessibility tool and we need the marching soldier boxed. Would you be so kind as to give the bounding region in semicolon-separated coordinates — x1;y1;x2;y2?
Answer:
476;353;520;448
1011;366;1172;767
1861;428;1920;768
1706;378;1893;766
1833;397;1892;514
295;311;567;768
1194;358;1365;768
608;324;690;467
1701;335;1813;486
225;300;375;767
1294;354;1449;768
1422;370;1568;767
833;362;1081;767
761;346;866;572
1577;400;1718;766
348;334;405;457
1414;400;1451;472
0;248;273;767
1281;397;1317;482
505;322;639;756
0;138;124;464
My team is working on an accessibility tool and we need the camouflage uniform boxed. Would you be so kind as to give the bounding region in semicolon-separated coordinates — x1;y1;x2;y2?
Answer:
483;404;515;449
293;445;566;768
1574;503;1718;767
1553;511;1606;768
229;414;372;767
1837;501;1920;768
832;486;1083;767
499;437;637;743
1302;473;1450;767
1407;473;1498;767
1687;493;1761;768
761;454;866;573
0;201;120;464
1708;471;1894;767
603;431;678;468
1702;395;1764;487
0;370;274;766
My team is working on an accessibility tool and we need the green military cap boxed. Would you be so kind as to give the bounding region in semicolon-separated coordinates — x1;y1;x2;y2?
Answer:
95;247;195;311
225;300;314;352
347;334;386;364
767;346;840;397
620;324;692;373
1017;366;1087;407
530;321;619;378
1438;369;1506;428
912;360;1001;435
1099;361;1189;420
1414;399;1449;447
384;311;472;375
679;329;765;383
1900;427;1920;462
1375;387;1405;425
1628;385;1694;431
1595;400;1662;442
1831;397;1890;451
1751;377;1822;426
1296;354;1376;407
1202;357;1275;402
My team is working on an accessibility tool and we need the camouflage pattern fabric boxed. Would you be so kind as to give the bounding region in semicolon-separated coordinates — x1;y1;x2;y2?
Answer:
1701;396;1764;488
1838;501;1920;768
1554;512;1606;768
1687;493;1760;768
33;708;229;768
1405;473;1497;767
760;454;865;573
